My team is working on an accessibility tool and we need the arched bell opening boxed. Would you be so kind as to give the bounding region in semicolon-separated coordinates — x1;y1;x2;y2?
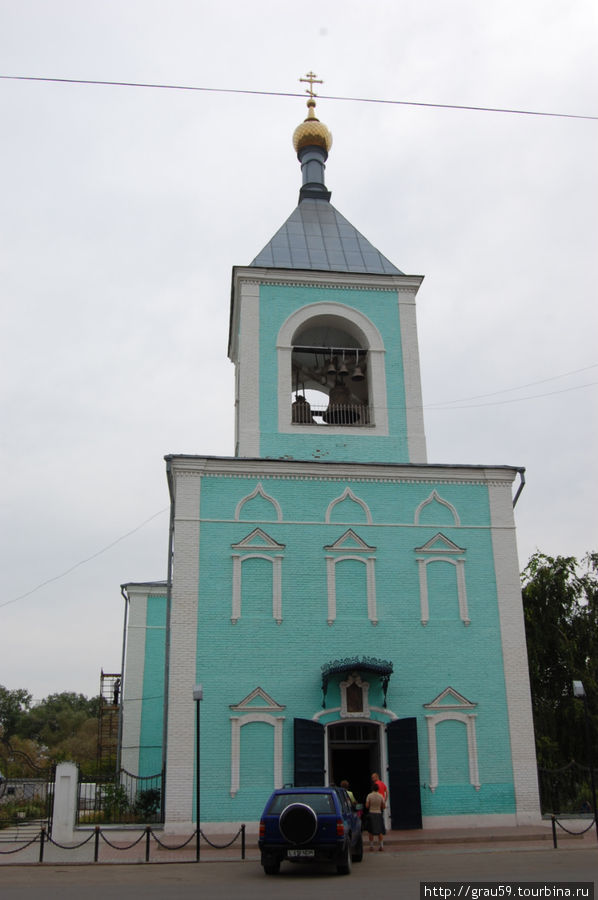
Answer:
291;317;370;426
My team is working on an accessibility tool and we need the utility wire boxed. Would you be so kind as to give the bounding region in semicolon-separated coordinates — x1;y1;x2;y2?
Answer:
1;507;169;611
425;379;598;410
426;363;598;408
0;74;595;121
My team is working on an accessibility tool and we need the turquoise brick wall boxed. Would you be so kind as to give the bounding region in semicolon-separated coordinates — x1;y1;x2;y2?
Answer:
138;594;167;777
257;283;410;462
186;473;516;823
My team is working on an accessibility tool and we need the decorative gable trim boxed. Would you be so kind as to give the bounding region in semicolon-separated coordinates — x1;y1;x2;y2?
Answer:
415;533;465;555
230;687;286;712
424;687;477;710
325;529;376;553
231;527;286;552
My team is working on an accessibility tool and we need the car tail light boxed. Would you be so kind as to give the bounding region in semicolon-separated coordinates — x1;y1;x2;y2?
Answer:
259;820;265;837
336;819;345;836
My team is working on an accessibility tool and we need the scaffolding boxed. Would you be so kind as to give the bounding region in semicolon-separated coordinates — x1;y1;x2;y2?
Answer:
97;670;121;775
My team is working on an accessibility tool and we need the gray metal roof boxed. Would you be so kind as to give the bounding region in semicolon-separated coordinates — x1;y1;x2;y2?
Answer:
250;198;403;275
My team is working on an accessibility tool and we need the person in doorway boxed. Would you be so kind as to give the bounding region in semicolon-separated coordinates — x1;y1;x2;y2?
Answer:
340;779;357;808
365;782;386;851
371;771;388;802
370;771;388;838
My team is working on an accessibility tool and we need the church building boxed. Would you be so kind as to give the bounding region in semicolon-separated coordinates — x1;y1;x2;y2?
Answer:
119;79;541;833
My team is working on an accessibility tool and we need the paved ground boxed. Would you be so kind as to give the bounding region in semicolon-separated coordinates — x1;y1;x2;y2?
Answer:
0;843;596;900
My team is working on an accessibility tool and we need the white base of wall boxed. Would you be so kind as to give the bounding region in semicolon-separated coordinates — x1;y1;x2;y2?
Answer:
162;814;548;837
422;813;544;829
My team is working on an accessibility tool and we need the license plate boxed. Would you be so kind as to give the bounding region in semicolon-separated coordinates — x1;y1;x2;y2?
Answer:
287;849;315;858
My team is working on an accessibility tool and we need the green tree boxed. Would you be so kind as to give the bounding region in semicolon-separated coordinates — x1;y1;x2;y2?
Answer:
522;552;598;769
0;686;32;741
16;692;99;746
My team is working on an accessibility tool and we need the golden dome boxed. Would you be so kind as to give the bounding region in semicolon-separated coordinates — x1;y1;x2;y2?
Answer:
292;98;333;154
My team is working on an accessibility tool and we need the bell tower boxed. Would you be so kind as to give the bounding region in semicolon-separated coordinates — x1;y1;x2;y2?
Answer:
228;75;427;464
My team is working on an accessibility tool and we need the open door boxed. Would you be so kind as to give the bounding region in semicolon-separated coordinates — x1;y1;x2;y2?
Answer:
387;717;422;829
294;718;325;786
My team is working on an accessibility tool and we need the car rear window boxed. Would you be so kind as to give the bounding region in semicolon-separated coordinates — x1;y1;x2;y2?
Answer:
267;792;336;814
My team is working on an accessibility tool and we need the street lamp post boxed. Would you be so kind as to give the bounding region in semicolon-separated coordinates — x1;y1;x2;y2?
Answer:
193;684;203;861
572;680;598;842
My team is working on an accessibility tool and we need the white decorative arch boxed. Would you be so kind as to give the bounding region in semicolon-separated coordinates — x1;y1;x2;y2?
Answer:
276;301;389;435
325;487;373;524
414;490;460;526
235;482;283;522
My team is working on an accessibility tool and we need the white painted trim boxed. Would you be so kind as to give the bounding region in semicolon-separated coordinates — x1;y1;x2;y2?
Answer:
276;301;389;436
417;556;470;625
325;555;378;624
414;490;460;526
121;590;148;775
230;713;285;797
234;482;283;522
488;482;542;823
325;486;373;524
231;552;284;624
314;705;398;721
398;287;427;463
339;673;371;718
234;280;261;457
425;711;481;792
163;472;201;826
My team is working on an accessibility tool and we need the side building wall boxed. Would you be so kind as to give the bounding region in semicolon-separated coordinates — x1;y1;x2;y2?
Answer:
121;584;167;778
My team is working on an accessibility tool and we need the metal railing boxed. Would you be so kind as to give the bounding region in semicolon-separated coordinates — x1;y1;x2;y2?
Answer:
0;823;247;863
292;402;370;426
77;769;164;826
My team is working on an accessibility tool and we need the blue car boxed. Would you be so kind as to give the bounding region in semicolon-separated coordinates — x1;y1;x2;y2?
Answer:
258;785;363;875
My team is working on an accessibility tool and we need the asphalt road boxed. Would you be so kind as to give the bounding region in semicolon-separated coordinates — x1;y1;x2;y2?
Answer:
1;847;596;900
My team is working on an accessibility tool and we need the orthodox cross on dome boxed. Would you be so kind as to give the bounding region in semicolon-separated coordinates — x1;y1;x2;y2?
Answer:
299;70;323;97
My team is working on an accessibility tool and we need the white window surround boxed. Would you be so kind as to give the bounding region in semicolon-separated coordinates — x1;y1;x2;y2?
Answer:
415;534;469;626
325;529;378;625
229;687;285;798
424;688;480;792
339;673;371;718
231;528;285;624
425;712;481;793
326;555;377;625
276;301;389;436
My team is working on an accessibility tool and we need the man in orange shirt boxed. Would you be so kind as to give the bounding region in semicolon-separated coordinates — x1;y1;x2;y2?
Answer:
371;771;388;801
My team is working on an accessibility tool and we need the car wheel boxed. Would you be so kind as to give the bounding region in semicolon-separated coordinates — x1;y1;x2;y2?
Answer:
263;859;280;875
351;832;363;863
336;841;352;875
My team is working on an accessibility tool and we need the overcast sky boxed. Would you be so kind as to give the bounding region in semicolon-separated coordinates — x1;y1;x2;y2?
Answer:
1;0;596;701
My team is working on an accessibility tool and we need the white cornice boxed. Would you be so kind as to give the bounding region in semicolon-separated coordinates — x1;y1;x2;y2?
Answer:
166;455;520;486
232;265;424;294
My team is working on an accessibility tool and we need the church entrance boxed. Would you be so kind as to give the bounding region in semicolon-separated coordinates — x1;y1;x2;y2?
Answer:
327;721;381;805
293;715;423;829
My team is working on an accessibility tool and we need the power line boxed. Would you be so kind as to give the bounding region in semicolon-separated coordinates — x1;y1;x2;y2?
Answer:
426;363;598;408
0;74;596;121
1;507;169;611
425;379;598;410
